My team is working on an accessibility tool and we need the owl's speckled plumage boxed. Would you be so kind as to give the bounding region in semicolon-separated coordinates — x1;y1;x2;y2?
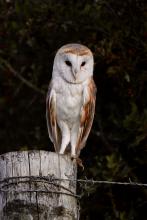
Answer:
46;43;96;159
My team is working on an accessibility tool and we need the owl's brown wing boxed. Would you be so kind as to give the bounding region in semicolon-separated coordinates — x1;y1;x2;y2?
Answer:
46;81;61;152
76;78;96;156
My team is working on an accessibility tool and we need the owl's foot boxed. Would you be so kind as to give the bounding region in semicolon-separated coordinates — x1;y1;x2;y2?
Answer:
71;155;84;170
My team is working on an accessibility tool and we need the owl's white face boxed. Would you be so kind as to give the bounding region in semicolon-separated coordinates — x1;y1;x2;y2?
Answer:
52;44;94;84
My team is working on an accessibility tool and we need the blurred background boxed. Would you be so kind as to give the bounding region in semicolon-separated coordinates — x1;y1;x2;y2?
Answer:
0;0;147;219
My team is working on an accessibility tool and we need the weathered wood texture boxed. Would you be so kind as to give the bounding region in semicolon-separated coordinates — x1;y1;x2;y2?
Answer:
0;151;77;220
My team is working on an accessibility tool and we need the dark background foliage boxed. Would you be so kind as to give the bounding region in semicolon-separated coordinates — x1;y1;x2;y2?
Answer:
0;0;147;219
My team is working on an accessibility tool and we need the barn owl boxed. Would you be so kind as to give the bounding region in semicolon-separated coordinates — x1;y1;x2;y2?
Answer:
46;43;96;162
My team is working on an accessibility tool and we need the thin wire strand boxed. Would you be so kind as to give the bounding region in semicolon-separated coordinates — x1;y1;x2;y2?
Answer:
1;176;147;201
1;176;147;188
0;188;80;198
1;178;74;195
0;176;80;198
59;178;147;188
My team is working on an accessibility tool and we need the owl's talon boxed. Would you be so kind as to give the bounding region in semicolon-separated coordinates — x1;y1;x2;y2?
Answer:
71;156;84;170
71;155;77;160
58;152;64;155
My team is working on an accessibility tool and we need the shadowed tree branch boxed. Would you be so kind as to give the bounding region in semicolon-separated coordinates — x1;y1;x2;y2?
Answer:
0;59;46;96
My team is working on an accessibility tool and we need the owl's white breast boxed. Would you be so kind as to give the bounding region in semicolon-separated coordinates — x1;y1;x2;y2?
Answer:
52;77;84;128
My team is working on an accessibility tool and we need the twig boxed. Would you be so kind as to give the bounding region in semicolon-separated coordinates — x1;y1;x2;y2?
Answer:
0;59;46;95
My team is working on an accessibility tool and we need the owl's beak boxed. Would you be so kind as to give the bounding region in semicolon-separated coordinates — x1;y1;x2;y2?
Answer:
72;68;78;80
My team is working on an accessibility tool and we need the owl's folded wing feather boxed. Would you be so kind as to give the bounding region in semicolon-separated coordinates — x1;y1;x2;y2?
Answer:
46;82;61;152
76;79;96;155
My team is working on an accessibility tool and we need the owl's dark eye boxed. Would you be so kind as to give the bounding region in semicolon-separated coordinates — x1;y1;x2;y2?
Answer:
65;60;72;66
81;61;86;66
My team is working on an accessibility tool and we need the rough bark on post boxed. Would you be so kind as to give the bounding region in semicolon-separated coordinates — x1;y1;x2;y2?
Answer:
0;151;78;220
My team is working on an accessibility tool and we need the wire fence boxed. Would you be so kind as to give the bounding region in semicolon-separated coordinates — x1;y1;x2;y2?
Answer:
0;176;79;198
1;175;147;199
0;175;147;220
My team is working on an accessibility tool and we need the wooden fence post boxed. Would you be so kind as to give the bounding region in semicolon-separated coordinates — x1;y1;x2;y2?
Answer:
0;151;78;220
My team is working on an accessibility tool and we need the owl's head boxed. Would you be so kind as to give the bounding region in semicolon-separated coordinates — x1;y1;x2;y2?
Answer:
52;43;94;84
